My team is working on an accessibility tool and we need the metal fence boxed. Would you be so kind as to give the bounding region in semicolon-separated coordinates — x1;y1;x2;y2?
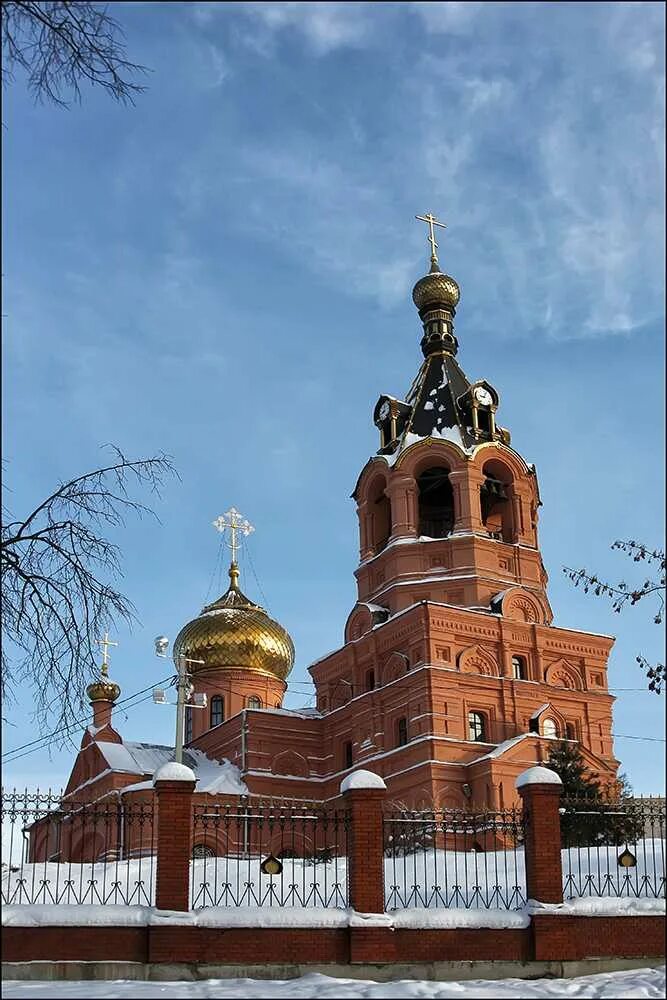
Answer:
561;795;665;900
383;806;526;911
1;788;156;906
190;798;350;909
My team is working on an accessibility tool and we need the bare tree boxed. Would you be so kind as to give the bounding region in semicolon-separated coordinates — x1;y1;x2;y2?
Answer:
2;1;147;106
1;447;177;733
564;540;666;694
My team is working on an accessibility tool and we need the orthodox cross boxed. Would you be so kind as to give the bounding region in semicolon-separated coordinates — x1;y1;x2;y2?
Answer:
212;507;255;564
415;212;447;266
96;630;118;676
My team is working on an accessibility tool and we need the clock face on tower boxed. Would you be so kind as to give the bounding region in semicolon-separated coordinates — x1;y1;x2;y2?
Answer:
379;401;391;421
474;387;493;407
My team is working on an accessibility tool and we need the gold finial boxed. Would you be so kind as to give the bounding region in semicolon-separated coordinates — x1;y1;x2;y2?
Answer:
96;630;118;677
415;212;447;271
212;507;255;581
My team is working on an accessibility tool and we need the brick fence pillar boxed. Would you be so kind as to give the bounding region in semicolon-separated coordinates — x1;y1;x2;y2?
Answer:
341;769;387;914
516;765;563;904
153;762;197;911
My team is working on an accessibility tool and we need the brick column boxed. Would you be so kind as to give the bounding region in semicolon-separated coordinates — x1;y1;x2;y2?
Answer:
516;766;563;904
153;763;197;912
341;770;386;913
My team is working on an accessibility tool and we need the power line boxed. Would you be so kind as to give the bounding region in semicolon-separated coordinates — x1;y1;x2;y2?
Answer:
1;674;174;762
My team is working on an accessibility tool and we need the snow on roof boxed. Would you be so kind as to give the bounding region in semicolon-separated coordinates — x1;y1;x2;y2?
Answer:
469;733;532;763
94;739;248;796
530;703;551;720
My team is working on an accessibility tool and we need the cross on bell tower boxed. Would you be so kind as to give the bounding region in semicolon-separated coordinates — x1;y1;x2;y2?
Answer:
415;212;447;272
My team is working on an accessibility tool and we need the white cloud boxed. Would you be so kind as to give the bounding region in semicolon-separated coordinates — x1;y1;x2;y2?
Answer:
411;1;488;34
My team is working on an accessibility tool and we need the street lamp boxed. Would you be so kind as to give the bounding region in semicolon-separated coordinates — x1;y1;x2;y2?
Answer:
153;636;205;764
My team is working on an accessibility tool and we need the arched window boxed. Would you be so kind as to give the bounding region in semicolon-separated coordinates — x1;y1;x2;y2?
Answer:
366;669;375;691
210;695;224;728
344;741;353;769
480;460;515;543
468;711;486;742
542;718;558;739
397;717;408;747
192;844;215;859
565;722;577;741
511;655;526;680
369;479;391;553
184;706;193;744
417;466;454;538
247;695;262;710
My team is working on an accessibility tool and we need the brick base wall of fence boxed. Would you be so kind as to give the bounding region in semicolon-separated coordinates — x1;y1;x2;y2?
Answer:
3;917;665;967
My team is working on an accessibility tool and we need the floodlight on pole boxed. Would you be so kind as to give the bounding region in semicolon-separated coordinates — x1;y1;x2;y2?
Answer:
153;636;205;764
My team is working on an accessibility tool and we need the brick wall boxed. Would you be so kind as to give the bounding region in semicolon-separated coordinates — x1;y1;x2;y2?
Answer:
3;918;664;967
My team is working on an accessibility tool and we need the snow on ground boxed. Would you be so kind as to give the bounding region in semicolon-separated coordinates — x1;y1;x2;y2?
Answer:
1;968;665;998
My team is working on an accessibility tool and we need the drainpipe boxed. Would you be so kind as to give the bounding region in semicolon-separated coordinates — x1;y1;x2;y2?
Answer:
241;709;248;775
240;709;249;854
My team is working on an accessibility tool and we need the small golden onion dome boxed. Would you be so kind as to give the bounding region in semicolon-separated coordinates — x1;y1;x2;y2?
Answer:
173;564;295;682
87;667;121;704
412;262;460;313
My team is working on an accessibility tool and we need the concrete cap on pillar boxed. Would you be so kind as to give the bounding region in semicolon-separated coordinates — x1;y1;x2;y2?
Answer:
515;765;562;790
340;769;387;794
153;762;197;785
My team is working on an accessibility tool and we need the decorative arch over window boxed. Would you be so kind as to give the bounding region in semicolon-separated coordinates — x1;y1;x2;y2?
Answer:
417;465;454;538
544;659;583;690
382;651;410;685
247;695;262;710
491;587;550;626
271;750;309;778
458;644;499;677
480;459;515;542
210;695;224;728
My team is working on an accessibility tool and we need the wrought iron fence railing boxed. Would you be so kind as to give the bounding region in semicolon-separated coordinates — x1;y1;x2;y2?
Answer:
383;806;526;911
190;798;350;909
561;795;665;900
1;788;156;906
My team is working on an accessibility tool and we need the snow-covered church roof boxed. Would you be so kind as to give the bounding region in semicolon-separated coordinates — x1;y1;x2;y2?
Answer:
93;740;248;795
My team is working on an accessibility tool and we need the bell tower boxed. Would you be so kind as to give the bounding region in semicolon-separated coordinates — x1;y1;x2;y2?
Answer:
309;215;617;806
352;214;550;625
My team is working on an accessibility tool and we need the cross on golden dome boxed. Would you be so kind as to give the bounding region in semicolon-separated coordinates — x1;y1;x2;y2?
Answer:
96;630;118;677
212;506;255;565
415;212;447;269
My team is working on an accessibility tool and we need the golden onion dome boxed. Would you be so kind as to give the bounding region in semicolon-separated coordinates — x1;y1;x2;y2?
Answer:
87;667;121;704
173;564;295;682
412;262;460;313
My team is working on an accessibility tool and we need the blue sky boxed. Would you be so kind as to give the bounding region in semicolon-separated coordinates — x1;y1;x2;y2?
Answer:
2;2;665;793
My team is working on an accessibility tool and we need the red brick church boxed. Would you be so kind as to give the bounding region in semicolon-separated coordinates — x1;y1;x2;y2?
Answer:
59;221;620;820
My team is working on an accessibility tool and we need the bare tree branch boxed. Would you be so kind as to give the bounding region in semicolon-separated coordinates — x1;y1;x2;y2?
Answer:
1;447;178;735
563;539;666;694
1;1;148;106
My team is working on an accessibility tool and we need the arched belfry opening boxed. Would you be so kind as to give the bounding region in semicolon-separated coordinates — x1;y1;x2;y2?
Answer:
369;478;392;553
480;460;515;543
417;466;454;538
